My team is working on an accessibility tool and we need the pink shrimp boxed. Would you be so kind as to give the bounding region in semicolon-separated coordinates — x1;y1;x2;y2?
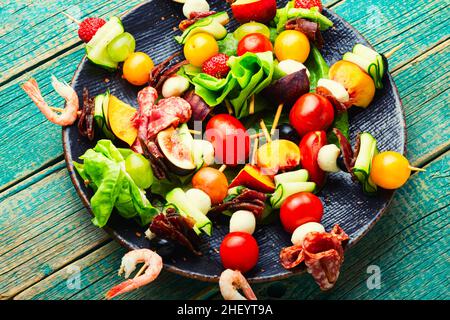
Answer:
219;269;257;300
105;249;163;299
21;76;79;126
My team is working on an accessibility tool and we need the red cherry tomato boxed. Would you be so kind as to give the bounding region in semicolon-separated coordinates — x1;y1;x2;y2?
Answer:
289;93;334;137
220;232;259;273
280;192;324;233
237;33;273;56
205;114;250;166
299;131;327;187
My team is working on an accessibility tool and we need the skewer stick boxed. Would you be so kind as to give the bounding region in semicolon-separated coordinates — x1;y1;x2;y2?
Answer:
61;12;81;25
249;95;255;115
270;103;284;136
225;100;233;115
384;43;404;59
250;132;264;139
134;263;147;279
259;119;271;143
408;165;426;172
188;129;202;135
218;164;227;172
251;137;259;166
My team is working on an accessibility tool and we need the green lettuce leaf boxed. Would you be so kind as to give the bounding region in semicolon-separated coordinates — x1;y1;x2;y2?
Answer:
327;111;349;146
305;44;329;89
75;140;158;228
218;33;238;56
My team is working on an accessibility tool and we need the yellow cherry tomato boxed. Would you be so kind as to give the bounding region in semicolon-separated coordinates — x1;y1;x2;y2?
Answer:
123;52;154;86
183;33;219;67
274;30;310;63
370;151;411;189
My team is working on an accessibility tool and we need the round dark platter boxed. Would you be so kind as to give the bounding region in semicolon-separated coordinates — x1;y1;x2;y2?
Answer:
63;0;406;283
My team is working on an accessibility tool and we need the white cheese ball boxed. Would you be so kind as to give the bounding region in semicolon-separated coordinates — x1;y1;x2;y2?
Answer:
229;210;256;235
291;222;325;246
183;0;210;19
162;75;190;98
317;144;341;173
186;188;211;215
317;78;349;103
278;59;310;78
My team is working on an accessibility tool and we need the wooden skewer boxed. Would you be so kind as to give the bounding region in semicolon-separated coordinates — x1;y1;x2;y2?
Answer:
188;129;202;135
61;12;81;25
250;132;264;139
408;165;426;172
259;119;271;143
270;103;284;136
224;100;233;115
218;164;227;172
249;95;255;115
133;263;147;279
251;137;259;166
384;43;404;59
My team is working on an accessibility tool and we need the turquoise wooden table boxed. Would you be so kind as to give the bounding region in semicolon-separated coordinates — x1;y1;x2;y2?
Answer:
1;0;449;300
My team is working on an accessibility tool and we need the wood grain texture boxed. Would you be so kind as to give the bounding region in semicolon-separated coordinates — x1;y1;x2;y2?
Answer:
0;163;109;299
13;241;213;300
211;151;450;300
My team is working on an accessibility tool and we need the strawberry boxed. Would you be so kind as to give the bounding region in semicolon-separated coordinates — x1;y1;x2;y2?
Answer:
202;53;230;79
294;0;323;12
78;17;106;43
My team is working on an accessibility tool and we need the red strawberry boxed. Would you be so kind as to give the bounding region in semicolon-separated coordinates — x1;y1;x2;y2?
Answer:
78;17;106;43
294;0;323;11
202;54;230;79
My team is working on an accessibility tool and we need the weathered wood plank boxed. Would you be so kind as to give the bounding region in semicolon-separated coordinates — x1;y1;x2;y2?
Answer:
0;0;145;83
212;151;449;300
0;162;110;299
14;241;213;300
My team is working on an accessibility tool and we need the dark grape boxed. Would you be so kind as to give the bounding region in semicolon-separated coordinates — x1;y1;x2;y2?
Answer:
277;123;301;144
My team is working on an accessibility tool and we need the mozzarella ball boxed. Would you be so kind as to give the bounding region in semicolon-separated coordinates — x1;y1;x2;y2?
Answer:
317;78;349;103
318;144;341;173
186;188;211;215
162;75;190;98
278;59;310;78
291;222;325;245
229;210;256;235
183;0;210;19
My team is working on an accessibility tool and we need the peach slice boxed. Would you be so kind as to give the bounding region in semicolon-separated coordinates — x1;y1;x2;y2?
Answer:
256;139;301;175
229;164;275;193
329;60;376;108
231;0;277;23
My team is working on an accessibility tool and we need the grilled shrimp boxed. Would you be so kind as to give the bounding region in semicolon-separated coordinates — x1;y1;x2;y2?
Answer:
105;249;163;299
21;76;79;126
219;269;257;300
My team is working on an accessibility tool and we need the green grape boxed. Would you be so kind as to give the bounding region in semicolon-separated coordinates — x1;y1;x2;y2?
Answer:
125;153;154;189
233;22;271;41
107;32;136;62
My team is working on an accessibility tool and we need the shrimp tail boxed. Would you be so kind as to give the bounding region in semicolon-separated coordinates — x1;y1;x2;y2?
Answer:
105;279;137;300
51;74;73;98
21;78;45;107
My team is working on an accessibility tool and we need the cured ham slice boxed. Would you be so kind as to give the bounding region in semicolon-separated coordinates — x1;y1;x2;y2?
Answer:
280;225;349;290
131;86;192;153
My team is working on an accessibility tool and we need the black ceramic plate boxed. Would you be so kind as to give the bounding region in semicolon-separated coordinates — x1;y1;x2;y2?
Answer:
63;0;406;282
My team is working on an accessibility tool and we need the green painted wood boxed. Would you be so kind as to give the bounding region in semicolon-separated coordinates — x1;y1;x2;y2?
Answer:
214;151;449;300
0;0;145;84
0;163;110;299
14;242;214;300
333;0;450;71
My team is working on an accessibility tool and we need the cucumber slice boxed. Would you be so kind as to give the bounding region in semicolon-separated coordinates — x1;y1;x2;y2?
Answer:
343;44;386;89
352;132;378;194
270;182;316;209
274;169;309;186
166;188;212;235
175;12;229;44
86;16;124;70
94;93;105;130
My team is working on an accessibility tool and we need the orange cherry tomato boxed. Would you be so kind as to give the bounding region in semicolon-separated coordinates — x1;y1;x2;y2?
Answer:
123;52;154;86
370;151;411;189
